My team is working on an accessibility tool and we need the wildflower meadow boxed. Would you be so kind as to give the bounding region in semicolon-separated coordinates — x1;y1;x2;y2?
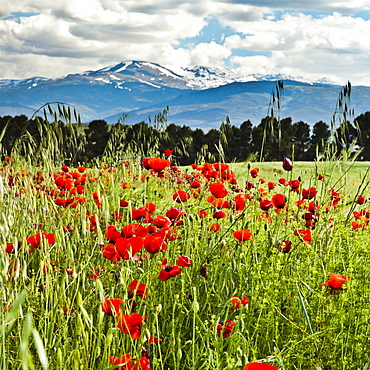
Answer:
1;144;370;370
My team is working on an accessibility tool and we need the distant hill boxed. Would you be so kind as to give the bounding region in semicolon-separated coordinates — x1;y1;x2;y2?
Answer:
1;60;369;130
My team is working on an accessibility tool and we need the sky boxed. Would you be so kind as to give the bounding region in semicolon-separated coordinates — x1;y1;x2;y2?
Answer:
1;0;370;85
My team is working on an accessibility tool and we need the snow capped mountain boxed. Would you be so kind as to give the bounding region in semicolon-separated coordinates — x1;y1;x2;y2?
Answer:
0;60;369;131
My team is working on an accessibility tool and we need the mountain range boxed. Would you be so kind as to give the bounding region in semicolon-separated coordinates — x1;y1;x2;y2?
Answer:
1;60;370;131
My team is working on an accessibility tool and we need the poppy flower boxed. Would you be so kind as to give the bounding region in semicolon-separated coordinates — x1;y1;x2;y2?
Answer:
149;335;162;344
293;229;312;244
102;243;121;262
282;157;293;171
233;229;253;243
207;223;220;232
213;210;227;219
27;232;55;251
321;273;350;293
356;195;366;205
243;363;279;370
277;239;292;253
260;199;273;211
209;182;228;198
301;187;317;200
117;312;143;339
271;194;286;209
166;207;185;221
122;224;148;238
158;258;181;281
290;179;300;190
176;255;192;267
128;279;147;299
143;235;166;254
116;236;144;259
102;298;125;316
173;190;190;203
216;320;235;338
108;354;133;370
250;168;259;178
279;178;287;185
153;215;172;228
164;149;173;156
147;158;171;172
190;179;202;188
231;295;249;310
145;202;156;213
198;210;207;218
106;225;122;242
120;199;129;207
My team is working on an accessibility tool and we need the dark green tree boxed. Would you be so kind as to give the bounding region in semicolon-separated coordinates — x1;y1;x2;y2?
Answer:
293;121;310;160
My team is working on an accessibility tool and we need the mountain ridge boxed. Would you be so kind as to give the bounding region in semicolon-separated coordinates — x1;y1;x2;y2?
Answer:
0;60;369;131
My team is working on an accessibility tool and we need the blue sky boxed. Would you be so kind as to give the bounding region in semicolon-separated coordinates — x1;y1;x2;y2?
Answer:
0;1;370;85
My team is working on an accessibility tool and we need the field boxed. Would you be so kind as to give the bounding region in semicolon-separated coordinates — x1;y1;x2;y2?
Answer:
1;155;370;370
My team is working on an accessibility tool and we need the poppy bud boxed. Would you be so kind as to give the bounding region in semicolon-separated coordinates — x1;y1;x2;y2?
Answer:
282;157;293;171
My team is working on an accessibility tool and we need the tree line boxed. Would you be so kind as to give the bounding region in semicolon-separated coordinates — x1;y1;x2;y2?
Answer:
0;111;370;165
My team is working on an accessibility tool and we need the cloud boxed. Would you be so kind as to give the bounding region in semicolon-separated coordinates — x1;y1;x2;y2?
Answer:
0;0;369;85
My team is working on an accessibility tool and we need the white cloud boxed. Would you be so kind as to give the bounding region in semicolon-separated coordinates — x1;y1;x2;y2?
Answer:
0;0;369;85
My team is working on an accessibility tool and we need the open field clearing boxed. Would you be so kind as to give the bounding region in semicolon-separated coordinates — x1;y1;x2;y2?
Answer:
1;155;370;370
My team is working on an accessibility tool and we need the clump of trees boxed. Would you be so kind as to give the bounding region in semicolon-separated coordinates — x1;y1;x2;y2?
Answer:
0;111;369;165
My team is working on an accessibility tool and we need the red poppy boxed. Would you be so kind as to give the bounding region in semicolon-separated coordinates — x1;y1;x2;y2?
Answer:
164;149;173;156
122;224;148;238
208;223;220;232
243;363;279;370
27;232;55;251
231;295;249;310
153;215;172;228
321;273;350;293
213;162;229;171
293;229;312;244
108;354;133;370
165;207;185;220
290;179;300;190
132;208;151;222
279;178;287;185
198;210;207;218
102;243;121;262
116;236;144;259
271;194;286;209
233;229;253;243
216;320;235;338
301;187;317;200
260;199;273;211
102;298;125;316
277;239;292;253
173;190;190;203
282;157;293;171
128;279;147;299
213;210;227;219
120;199;129;207
106;225;122;242
356;195;366;205
209;182;228;198
143;235;166;254
158;258;181;281
147;158;171;172
190;179;202;188
250;168;259;178
117;312;143;339
149;335;162;344
176;255;192;267
145;202;156;213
